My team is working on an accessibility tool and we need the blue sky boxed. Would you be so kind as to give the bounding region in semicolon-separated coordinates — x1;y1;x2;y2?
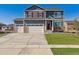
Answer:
0;4;79;24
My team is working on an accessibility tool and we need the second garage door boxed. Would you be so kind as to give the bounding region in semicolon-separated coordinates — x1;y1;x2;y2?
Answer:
16;26;24;33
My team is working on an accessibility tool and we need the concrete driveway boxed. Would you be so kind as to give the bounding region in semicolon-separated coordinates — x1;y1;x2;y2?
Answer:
0;33;52;55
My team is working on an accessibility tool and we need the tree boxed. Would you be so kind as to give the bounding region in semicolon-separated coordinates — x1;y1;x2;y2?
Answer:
73;19;79;33
0;23;6;27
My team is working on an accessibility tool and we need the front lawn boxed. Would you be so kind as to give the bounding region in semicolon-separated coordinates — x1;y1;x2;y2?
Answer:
45;33;79;44
51;48;79;55
0;32;7;37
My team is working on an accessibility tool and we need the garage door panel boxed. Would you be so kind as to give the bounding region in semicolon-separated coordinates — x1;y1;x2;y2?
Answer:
16;26;24;33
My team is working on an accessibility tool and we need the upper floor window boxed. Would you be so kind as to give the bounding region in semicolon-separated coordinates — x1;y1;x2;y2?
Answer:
54;12;62;18
46;11;62;18
28;12;33;17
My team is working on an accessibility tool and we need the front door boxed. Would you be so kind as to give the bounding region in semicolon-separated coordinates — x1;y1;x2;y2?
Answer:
47;20;52;30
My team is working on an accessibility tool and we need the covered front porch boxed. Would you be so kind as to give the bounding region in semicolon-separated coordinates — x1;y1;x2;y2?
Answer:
45;20;64;33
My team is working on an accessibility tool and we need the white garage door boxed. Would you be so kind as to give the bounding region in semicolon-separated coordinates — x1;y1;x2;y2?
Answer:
29;26;44;34
17;26;24;33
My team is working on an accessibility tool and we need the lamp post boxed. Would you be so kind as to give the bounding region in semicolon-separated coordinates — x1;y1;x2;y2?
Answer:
23;12;26;33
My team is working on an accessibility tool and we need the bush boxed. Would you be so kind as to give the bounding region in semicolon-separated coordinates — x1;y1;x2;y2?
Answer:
0;32;5;34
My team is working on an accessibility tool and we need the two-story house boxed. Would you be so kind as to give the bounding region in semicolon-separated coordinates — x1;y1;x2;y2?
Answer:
13;5;64;33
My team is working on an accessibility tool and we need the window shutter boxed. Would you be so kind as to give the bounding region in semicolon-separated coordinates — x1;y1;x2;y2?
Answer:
37;12;39;17
32;12;33;17
42;12;44;17
27;12;28;17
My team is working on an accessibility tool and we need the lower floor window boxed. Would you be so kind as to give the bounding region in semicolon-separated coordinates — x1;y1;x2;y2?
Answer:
53;21;63;27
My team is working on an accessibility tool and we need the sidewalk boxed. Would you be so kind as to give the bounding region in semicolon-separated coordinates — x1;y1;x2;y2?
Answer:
0;45;78;49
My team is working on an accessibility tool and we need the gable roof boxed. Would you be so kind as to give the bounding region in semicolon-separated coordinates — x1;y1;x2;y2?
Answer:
14;18;24;22
25;5;63;11
45;8;63;11
25;5;44;11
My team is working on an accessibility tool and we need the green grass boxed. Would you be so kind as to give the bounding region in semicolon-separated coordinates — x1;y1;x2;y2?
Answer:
45;33;79;44
0;32;7;37
51;48;79;55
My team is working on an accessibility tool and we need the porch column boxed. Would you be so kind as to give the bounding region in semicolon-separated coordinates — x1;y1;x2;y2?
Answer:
52;20;54;31
44;11;47;32
13;22;17;33
23;18;25;33
44;20;47;32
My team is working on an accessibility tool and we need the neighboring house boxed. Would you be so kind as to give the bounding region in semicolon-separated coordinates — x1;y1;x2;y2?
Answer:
0;26;2;32
14;5;64;33
0;23;6;32
64;21;75;32
64;21;79;33
1;24;14;32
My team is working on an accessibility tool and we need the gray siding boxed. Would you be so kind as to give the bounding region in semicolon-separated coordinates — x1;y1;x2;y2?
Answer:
25;20;44;26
